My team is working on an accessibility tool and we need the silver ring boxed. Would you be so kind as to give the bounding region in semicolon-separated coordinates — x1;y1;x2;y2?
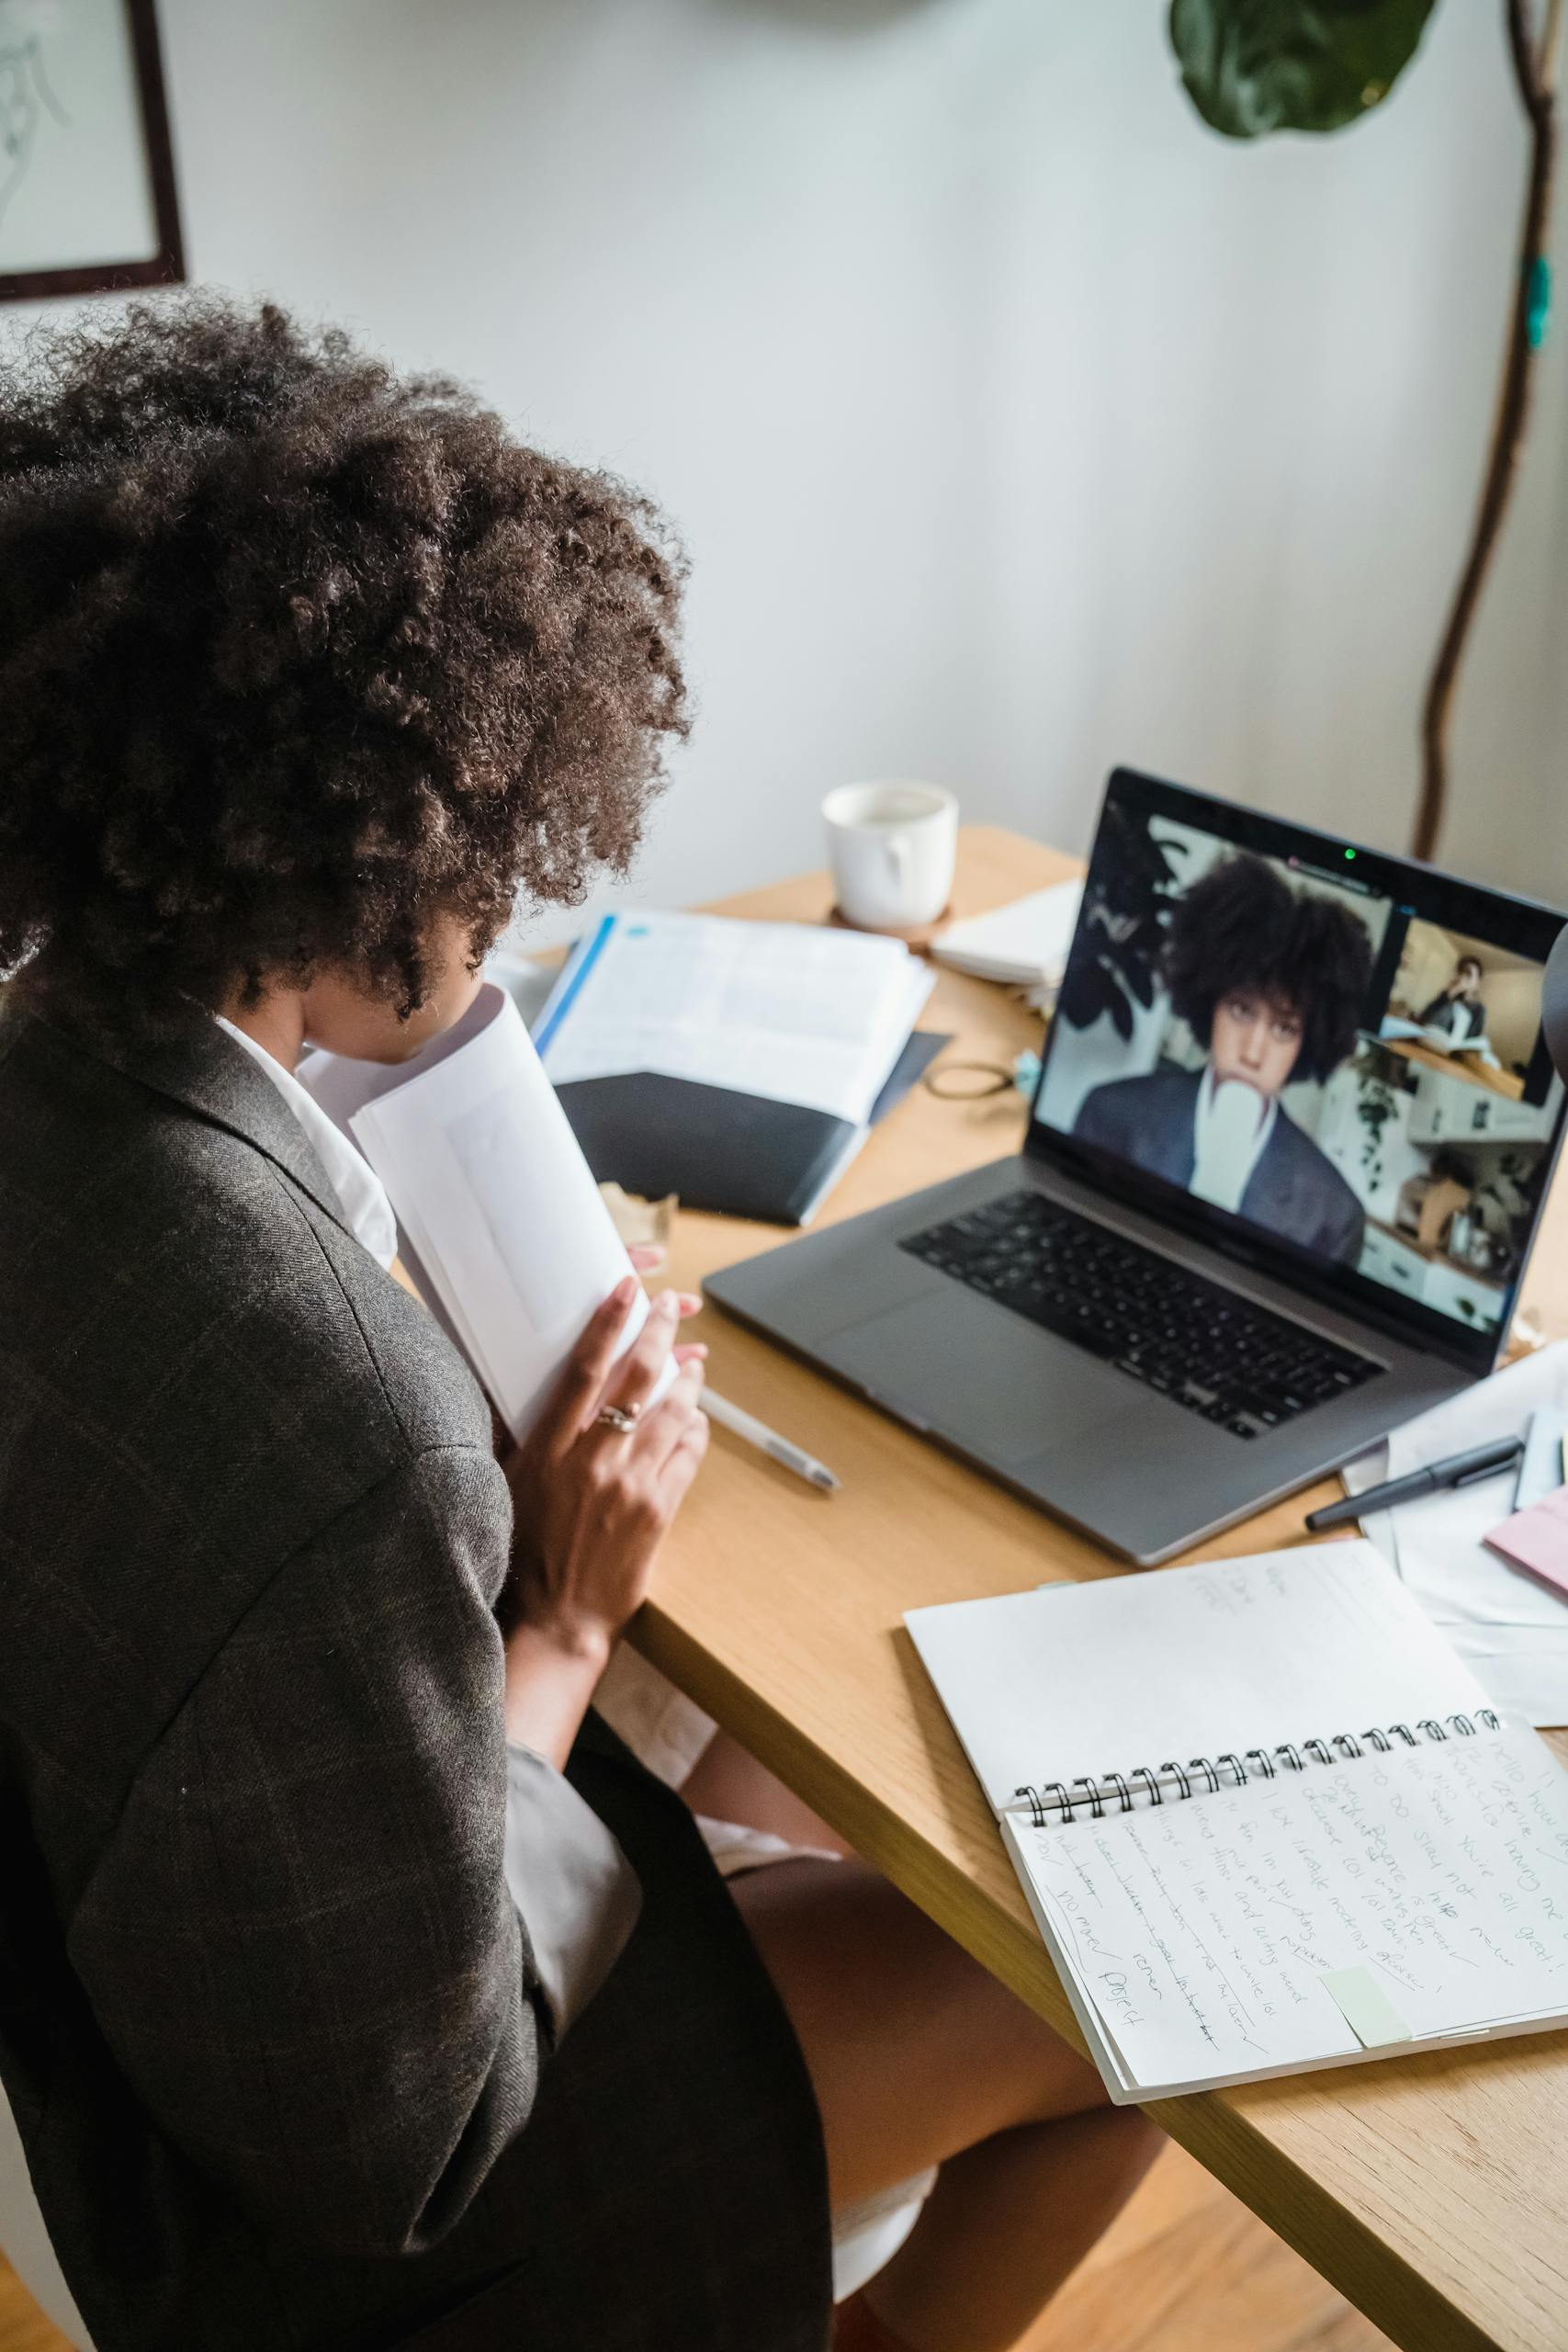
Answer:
596;1402;641;1433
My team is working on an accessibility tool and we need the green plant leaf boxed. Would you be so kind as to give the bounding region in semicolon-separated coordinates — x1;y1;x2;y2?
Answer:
1169;0;1440;139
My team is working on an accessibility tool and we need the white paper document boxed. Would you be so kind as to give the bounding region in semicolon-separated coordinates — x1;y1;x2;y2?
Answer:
906;1543;1484;1817
301;984;664;1440
532;910;934;1123
1342;1345;1568;1726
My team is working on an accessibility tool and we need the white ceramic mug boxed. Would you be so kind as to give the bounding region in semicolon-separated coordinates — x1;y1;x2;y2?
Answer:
822;782;958;932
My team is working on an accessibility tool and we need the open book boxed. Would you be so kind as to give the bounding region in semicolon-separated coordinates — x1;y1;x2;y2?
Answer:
531;910;939;1225
906;1546;1568;2101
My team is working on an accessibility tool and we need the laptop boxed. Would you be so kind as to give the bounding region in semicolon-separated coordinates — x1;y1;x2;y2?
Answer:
705;770;1568;1564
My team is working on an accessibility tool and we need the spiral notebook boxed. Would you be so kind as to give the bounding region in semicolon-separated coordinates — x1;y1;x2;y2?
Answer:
906;1546;1568;2102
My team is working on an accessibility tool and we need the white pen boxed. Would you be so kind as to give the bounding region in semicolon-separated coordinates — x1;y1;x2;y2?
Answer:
700;1388;840;1493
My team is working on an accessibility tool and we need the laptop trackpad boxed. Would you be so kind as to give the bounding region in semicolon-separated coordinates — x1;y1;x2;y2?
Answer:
822;1293;1122;1468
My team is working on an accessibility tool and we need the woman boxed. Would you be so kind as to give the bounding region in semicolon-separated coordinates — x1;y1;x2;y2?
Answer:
1075;855;1371;1267
1419;955;1487;1042
0;300;1158;2352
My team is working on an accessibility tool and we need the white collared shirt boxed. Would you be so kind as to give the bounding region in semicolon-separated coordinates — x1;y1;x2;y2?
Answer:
1190;1065;1278;1216
215;1016;400;1269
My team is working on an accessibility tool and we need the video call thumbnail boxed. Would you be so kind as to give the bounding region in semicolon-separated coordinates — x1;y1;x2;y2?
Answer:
1034;796;1562;1336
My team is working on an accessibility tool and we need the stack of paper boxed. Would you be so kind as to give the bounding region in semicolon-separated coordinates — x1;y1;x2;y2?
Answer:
931;880;1083;991
529;910;939;1224
1343;1343;1568;1726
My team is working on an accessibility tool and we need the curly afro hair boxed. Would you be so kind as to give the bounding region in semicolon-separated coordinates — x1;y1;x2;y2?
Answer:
1163;853;1372;1086
0;298;689;1036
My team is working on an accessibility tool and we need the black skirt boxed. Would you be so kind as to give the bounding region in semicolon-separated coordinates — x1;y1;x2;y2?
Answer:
263;1714;833;2352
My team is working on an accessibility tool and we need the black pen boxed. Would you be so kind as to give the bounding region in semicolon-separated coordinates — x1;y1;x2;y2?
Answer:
1305;1436;1525;1534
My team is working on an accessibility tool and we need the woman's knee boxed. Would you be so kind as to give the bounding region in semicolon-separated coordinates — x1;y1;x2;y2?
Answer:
735;1855;1116;2145
961;1962;1116;2132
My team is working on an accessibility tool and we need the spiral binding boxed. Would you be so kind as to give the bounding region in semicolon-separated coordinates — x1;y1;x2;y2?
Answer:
1014;1709;1500;1827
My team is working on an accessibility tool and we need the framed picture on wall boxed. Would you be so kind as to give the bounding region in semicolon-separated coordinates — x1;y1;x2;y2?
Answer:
0;0;184;301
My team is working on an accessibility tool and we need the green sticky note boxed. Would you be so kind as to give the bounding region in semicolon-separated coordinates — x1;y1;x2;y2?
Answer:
1320;1965;1414;2049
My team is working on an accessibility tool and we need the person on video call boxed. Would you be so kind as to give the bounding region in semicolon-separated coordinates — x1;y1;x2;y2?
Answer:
1419;953;1487;1041
1074;854;1373;1266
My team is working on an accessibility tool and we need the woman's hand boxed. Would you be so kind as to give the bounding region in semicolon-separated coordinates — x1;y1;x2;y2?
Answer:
499;1270;708;1762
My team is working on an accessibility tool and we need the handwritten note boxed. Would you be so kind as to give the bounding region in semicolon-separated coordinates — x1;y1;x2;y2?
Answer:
1013;1729;1568;2095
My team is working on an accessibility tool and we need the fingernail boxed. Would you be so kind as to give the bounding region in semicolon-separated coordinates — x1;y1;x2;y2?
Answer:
679;1292;702;1313
654;1289;679;1318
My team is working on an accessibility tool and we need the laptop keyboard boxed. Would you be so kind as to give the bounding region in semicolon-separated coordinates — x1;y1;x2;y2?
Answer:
899;1190;1382;1439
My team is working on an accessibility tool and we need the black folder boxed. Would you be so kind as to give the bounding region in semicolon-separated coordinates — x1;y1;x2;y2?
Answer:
553;1029;948;1225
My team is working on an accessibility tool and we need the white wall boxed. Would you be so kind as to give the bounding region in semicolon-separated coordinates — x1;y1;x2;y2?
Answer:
8;0;1567;941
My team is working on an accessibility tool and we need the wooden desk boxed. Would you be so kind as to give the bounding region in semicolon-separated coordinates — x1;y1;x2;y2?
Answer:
634;826;1568;2352
1382;1035;1527;1102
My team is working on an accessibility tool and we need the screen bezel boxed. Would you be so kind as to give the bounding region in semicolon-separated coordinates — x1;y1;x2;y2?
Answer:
1026;769;1568;1373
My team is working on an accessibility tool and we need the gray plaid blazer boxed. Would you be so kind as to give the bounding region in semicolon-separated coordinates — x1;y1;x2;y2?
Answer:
0;1002;829;2351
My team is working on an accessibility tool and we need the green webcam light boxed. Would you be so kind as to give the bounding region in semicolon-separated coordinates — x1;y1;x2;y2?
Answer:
1344;847;1357;860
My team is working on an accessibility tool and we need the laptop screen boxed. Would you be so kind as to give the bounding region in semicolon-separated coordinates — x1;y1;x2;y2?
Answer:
1030;771;1568;1361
